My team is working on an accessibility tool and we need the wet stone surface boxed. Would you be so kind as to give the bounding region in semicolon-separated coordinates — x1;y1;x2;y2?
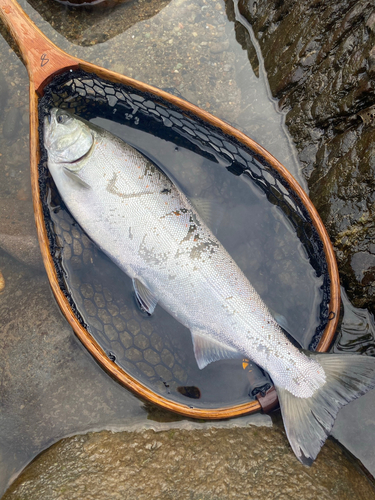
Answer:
237;0;375;312
0;36;42;270
27;0;171;46
3;416;375;500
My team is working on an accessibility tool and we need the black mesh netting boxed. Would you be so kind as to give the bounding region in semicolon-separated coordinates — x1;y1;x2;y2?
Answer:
36;69;333;409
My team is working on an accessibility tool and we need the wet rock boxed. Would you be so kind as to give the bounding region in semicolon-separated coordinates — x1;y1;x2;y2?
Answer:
0;234;42;270
0;197;43;270
3;416;375;500
56;0;131;6
0;69;8;113
236;0;375;312
358;104;375;125
0;36;40;270
210;40;230;53
2;107;22;140
26;0;172;46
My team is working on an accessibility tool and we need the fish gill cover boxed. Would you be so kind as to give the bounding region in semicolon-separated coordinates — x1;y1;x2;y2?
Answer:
36;69;331;409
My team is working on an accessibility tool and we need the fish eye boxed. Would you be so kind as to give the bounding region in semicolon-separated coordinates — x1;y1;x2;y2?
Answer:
57;113;70;124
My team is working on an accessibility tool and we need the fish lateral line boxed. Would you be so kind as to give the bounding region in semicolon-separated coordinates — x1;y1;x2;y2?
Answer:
106;172;157;199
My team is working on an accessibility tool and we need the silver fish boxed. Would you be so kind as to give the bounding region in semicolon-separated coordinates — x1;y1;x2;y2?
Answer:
44;108;375;465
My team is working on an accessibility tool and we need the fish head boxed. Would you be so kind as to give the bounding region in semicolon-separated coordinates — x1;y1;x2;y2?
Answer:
44;108;94;172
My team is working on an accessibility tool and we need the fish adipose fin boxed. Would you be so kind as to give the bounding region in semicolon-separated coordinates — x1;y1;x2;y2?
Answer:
276;353;375;465
132;278;158;315
191;330;242;370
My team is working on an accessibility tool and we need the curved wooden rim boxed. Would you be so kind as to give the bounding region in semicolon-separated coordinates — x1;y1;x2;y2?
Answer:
5;0;340;419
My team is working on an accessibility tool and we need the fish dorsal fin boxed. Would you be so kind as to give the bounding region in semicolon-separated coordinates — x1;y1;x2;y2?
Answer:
132;278;158;315
191;330;242;369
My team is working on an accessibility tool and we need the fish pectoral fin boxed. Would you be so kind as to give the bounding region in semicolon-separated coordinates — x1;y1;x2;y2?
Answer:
63;168;91;189
132;278;158;315
191;330;242;370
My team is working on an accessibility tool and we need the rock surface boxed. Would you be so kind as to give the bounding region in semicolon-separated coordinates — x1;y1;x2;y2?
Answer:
26;0;171;46
0;33;43;270
3;417;375;500
235;0;375;312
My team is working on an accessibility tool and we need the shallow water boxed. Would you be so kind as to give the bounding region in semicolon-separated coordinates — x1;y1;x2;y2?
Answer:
0;0;374;495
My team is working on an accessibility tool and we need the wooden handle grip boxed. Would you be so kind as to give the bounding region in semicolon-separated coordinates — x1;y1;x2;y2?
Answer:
0;0;79;94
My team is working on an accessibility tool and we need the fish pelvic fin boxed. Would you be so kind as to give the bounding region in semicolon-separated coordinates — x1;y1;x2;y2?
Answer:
132;278;158;315
276;352;375;466
191;330;243;370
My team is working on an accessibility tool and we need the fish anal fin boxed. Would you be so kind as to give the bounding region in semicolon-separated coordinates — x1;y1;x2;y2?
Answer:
133;278;158;315
191;330;242;370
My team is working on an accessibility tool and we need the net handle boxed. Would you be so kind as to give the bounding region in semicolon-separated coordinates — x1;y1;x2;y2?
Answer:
0;0;79;94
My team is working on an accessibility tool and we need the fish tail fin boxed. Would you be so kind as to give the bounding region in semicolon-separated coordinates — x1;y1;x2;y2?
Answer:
275;353;375;465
